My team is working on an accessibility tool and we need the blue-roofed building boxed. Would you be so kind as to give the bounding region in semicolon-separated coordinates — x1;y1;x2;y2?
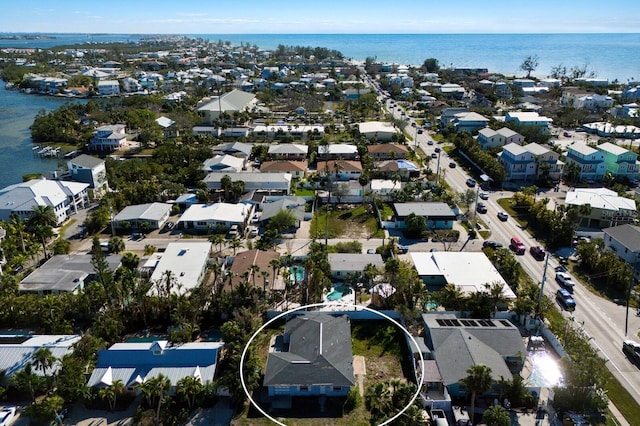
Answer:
87;340;224;394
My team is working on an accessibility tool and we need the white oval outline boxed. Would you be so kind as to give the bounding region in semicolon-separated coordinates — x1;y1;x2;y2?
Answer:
239;302;425;426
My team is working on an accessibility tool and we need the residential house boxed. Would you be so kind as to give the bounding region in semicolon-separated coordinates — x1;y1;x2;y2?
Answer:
253;124;324;140
267;144;308;160
155;116;179;138
211;141;253;158
317;160;362;181
258;197;306;231
328;253;384;279
90;124;129;152
498;143;538;182
174;193;199;212
609;103;639;120
201;155;245;173
410;252;516;299
260;161;307;178
373;159;421;180
196;89;257;124
582;122;640;139
317;144;359;160
67;154;108;194
226;249;281;292
421;312;526;398
440;108;469;127
87;340;224;394
505;112;553;133
97;80;120;96
561;89;615;111
112;202;172;231
149;242;213;295
178;203;250;232
0;178;89;225
369;179;402;200
392;202;456;230
122;77;142;93
595;142;640;181
523;142;564;182
358;121;398;141
367;144;409;160
343;87;372;100
437;83;465;99
603;224;640;279
20;254;122;295
452;112;490;134
204;172;292;194
0;335;81;386
564;142;607;182
264;313;354;403
477;128;524;150
565;187;637;228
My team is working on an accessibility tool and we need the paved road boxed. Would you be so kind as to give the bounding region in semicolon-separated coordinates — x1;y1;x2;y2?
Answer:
373;85;640;408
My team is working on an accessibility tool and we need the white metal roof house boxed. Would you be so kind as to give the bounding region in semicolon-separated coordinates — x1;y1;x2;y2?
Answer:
203;172;292;194
505;112;553;133
20;254;123;295
317;144;359;160
0;178;89;225
565;187;637;228
357;121;398;141
87;340;224;394
201;155;245;173
197;89;257;124
149;242;212;295
328;253;384;279
410;252;516;299
178;203;249;232
112;202;172;230
267;143;309;160
90;124;128;152
0;334;81;385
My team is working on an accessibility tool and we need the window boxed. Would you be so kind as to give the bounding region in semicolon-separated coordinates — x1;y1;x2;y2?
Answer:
274;386;289;395
299;386;309;392
333;386;342;392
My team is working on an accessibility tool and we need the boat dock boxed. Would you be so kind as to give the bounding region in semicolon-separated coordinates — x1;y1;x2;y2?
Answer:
34;146;62;158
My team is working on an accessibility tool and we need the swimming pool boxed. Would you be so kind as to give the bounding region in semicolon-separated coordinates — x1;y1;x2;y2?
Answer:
527;350;563;387
327;285;352;301
290;266;305;282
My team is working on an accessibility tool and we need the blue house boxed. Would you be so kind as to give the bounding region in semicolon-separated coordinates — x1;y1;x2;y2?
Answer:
87;340;223;394
264;313;354;403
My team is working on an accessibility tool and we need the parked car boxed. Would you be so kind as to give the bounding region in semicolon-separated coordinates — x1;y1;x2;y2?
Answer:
479;192;489;200
397;245;409;253
434;147;441;153
417;129;423;134
449;162;456;168
497;212;509;221
367;249;376;254
0;406;16;426
164;221;174;230
555;264;568;273
555;272;576;291
556;288;576;311
466;178;476;187
529;245;546;260
248;226;259;238
476;202;487;214
483;240;503;249
427;140;434;145
431;153;438;159
227;224;239;239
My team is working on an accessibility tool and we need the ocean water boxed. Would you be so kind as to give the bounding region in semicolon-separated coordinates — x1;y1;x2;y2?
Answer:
1;32;639;188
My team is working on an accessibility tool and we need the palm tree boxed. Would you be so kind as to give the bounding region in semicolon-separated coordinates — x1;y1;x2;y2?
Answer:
177;376;204;411
99;379;124;411
438;283;466;314
31;347;57;378
108;236;125;254
209;233;225;254
139;374;171;423
9;214;26;252
460;364;493;424
250;264;260;289
221;175;232;201
29;205;57;228
34;224;54;259
229;237;243;255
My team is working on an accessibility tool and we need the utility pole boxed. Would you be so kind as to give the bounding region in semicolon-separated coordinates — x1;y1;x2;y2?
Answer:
537;251;550;316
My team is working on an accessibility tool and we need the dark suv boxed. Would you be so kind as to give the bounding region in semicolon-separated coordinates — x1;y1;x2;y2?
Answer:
529;245;545;260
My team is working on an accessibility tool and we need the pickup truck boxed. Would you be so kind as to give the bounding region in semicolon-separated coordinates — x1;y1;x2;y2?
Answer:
555;272;576;291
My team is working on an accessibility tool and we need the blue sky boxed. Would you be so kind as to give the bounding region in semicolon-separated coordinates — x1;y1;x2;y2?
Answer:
2;0;638;34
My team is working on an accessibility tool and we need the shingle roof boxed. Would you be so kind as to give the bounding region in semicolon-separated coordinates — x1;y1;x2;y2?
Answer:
264;313;354;387
604;224;640;252
113;202;171;222
393;202;456;218
68;154;104;169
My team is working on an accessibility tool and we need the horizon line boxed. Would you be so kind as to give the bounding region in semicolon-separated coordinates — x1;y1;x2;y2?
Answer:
2;31;639;36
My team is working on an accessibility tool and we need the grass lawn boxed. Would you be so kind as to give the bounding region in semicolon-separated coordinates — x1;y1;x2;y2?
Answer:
311;205;380;239
295;188;315;197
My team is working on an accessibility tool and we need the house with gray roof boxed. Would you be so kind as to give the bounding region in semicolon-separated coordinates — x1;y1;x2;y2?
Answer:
421;313;526;398
392;202;456;230
67;154;108;193
259;197;306;230
603;224;640;279
20;254;123;295
0;334;81;386
201;154;245;173
197;89;257;124
203;172;292;194
211;141;253;158
87;340;224;394
264;313;354;402
112;202;172;231
267;143;308;160
328;253;384;279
